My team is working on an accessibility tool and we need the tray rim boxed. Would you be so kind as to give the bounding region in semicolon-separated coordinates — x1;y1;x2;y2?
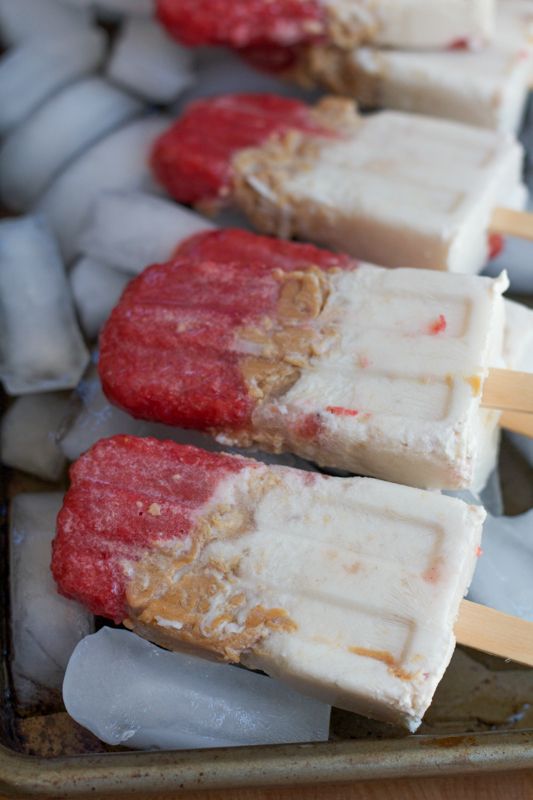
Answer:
2;728;533;797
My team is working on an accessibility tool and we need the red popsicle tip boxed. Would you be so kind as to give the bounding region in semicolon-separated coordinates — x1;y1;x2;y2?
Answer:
52;436;250;621
99;229;356;438
156;0;326;49
150;94;337;206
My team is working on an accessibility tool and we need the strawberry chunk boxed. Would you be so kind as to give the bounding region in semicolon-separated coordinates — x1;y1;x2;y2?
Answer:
156;0;326;49
52;436;249;621
150;93;334;206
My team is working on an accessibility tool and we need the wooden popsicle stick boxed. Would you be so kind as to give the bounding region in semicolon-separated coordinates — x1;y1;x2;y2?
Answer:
499;409;533;437
482;368;533;414
456;600;533;668
490;208;533;242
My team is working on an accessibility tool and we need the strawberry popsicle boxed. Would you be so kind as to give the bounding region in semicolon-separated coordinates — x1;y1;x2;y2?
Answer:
157;0;495;52
151;95;526;273
52;436;485;731
99;229;508;491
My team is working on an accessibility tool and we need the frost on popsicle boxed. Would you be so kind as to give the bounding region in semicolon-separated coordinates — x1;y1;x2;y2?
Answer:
70;258;131;339
0;29;106;136
79;191;215;275
38;116;171;263
0;78;143;211
52;436;484;730
0;216;89;395
107;18;194;105
1;393;70;482
63;628;331;750
11;493;94;710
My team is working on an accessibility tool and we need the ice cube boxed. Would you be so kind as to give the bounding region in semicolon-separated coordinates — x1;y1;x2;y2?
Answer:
0;77;143;211
63;627;331;749
58;362;149;461
0;216;89;395
79;191;215;275
38;115;170;263
107;18;194;105
10;493;94;709
59;361;317;474
468;511;533;621
0;29;106;137
70;257;131;339
0;0;91;46
1;393;70;481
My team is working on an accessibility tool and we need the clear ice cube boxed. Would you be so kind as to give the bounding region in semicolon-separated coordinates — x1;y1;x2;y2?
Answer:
1;393;70;481
10;493;94;708
63;628;331;750
0;77;143;211
70;257;131;339
0;216;89;394
38;116;170;263
107;18;194;105
0;0;90;46
79;190;215;274
0;29;106;137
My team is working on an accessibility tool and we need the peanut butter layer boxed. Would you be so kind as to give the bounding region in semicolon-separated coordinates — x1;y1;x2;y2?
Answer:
125;470;297;662
289;43;386;102
238;267;334;404
324;0;381;50
232;98;359;242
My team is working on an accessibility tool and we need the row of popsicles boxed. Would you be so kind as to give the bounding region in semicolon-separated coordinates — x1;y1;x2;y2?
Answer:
48;213;533;732
3;4;532;744
4;207;533;738
45;49;533;730
2;0;533;278
158;0;533;135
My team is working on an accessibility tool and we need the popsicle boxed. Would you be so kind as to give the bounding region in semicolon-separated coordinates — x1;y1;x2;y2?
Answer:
292;0;533;134
150;94;529;273
99;228;517;491
52;435;486;731
157;0;495;53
